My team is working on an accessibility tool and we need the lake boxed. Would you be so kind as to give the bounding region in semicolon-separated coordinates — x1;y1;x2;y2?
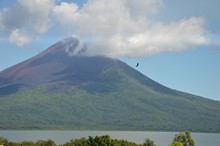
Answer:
0;131;219;146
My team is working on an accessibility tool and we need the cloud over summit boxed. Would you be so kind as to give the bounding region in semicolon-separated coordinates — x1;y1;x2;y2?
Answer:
0;0;210;57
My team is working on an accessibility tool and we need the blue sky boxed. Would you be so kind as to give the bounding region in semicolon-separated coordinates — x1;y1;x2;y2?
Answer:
0;0;220;100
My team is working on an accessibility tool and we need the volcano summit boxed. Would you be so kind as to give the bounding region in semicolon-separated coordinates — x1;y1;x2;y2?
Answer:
0;37;220;132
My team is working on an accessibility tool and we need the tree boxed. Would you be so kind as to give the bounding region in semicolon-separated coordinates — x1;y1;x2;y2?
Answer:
185;130;194;146
143;138;156;146
170;142;183;146
170;130;194;146
0;137;8;146
35;139;56;146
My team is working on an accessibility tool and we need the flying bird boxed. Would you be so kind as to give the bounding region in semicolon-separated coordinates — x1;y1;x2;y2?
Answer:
136;63;139;67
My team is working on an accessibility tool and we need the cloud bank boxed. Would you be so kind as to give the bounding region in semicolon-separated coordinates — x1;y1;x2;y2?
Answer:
0;0;211;57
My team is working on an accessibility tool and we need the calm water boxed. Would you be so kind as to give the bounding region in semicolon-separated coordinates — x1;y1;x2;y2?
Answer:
0;131;220;146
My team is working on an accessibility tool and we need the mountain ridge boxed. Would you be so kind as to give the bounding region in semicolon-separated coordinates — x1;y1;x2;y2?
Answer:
0;37;220;132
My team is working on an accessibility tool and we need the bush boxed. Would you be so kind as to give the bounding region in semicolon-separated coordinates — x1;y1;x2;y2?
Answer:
170;130;194;146
0;137;8;145
0;131;194;146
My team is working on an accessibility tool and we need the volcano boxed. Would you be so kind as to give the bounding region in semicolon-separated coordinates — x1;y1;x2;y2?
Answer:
0;37;220;132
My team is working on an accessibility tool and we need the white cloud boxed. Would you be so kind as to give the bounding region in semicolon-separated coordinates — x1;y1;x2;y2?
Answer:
17;0;54;34
125;0;164;16
0;0;54;47
53;2;79;25
0;0;211;57
52;0;210;57
121;17;210;57
9;29;31;47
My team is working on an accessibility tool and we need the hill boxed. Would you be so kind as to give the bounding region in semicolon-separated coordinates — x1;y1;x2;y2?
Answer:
0;37;220;132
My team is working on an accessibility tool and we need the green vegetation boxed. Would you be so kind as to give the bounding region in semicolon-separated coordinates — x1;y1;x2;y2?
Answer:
143;138;156;146
0;137;56;146
170;130;194;146
0;58;220;132
0;131;194;146
0;79;220;132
